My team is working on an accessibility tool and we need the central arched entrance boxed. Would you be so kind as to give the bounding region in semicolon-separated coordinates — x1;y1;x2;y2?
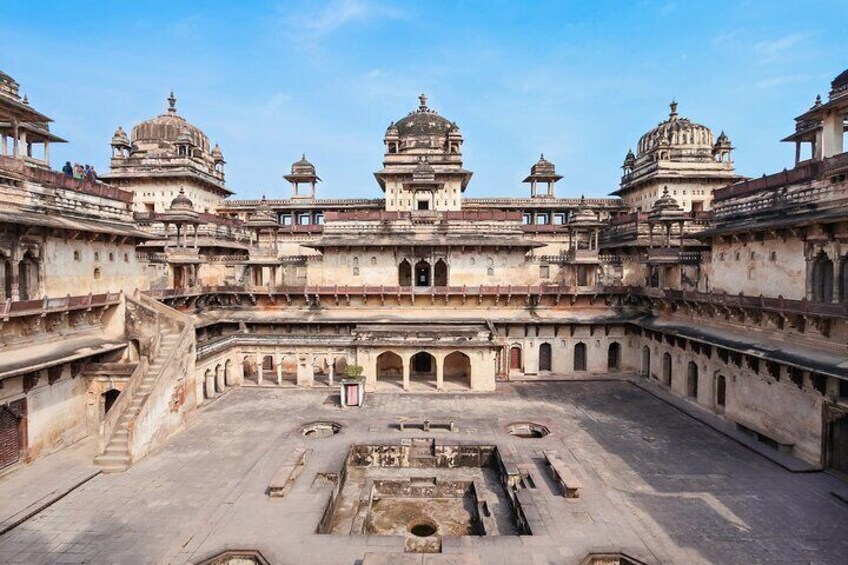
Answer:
102;389;120;416
443;351;471;390
376;351;404;389
410;351;436;388
641;346;651;377
434;259;448;287
509;346;522;372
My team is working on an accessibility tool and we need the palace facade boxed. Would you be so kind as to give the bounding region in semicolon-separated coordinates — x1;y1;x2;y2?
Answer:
1;67;847;477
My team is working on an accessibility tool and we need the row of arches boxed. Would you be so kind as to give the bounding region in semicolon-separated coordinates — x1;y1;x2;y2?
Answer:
509;342;621;373
398;259;448;287
375;350;471;390
0;250;40;301
641;348;726;408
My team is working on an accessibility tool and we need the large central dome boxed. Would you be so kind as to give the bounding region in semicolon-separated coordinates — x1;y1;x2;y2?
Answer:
386;94;459;152
636;101;714;157
130;92;210;153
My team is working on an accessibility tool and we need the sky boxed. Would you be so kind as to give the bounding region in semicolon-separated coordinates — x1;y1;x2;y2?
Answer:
2;0;846;200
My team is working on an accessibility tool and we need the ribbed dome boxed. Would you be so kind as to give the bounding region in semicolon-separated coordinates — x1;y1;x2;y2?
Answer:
130;93;210;153
636;102;714;157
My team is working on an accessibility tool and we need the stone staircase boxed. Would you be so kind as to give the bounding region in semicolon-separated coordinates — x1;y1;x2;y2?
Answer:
94;327;181;473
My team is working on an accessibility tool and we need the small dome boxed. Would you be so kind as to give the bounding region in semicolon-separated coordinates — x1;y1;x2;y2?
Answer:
211;143;224;162
636;101;715;157
291;154;316;175
175;127;194;146
623;149;636;167
714;131;732;149
111;126;130;147
170;187;194;211
385;122;399;138
531;154;557;176
568;196;600;226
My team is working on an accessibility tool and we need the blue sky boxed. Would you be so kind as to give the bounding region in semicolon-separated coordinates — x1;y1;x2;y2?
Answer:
2;0;845;200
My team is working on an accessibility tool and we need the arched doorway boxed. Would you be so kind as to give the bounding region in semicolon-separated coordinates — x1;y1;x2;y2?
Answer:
687;361;699;398
279;355;297;385
443;351;471;389
398;260;412;286
608;342;621;371
573;343;587;371
642;346;651;377
539;343;552;372
18;251;39;300
410;351;436;387
434;259;448;287
414;260;431;287
376;351;403;389
812;251;834;302
716;374;727;409
0;404;23;470
102;389;120;416
1;257;12;301
662;352;672;386
509;346;522;372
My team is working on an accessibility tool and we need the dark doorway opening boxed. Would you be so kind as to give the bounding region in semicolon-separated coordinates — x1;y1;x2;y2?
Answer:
399;260;412;286
434;259;448;287
414;260;431;287
103;389;121;415
539;343;552;372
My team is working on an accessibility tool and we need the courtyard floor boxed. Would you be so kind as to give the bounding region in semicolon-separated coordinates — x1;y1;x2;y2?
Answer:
0;381;846;564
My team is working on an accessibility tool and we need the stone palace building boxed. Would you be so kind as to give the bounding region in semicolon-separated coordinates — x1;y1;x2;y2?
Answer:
1;66;847;484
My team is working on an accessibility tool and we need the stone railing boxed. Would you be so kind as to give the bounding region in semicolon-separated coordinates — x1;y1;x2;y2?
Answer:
0;156;133;203
124;291;194;463
0;292;121;319
632;287;848;318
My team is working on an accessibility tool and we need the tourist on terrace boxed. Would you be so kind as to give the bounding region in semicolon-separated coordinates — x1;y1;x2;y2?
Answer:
73;163;84;178
62;161;73;176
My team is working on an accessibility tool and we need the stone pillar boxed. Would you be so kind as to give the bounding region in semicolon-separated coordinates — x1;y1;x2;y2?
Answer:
276;355;283;385
256;353;263;385
328;359;335;386
297;353;314;387
436;354;444;391
833;257;842;304
403;355;410;391
805;257;815;300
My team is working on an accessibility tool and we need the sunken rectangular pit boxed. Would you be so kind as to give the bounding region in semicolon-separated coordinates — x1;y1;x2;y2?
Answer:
318;438;533;552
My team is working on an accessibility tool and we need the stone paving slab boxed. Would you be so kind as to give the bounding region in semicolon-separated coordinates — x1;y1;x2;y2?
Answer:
629;377;819;472
0;382;846;564
0;437;99;535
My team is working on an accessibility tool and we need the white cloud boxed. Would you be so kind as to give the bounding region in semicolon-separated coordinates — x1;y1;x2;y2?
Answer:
755;33;808;56
289;0;404;37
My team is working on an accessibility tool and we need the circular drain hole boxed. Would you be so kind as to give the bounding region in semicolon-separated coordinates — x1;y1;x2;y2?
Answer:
301;421;342;438
506;422;550;438
409;521;437;538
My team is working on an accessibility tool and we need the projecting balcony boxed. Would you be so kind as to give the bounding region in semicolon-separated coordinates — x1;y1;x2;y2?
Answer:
647;247;682;263
164;247;200;263
566;248;599;263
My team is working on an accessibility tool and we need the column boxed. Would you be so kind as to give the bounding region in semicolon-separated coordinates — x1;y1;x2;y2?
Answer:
194;225;199;249
795;142;801;164
256;353;264;385
276;355;283;385
12;119;19;158
44;141;50;167
402;356;410;391
805;257;814;300
328;359;335;386
436;354;444;391
832;257;842;304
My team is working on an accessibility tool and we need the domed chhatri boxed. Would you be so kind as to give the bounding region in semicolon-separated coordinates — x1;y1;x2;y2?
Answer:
169;186;195;211
105;91;232;212
614;100;737;213
523;153;564;198
284;154;321;199
376;94;471;212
